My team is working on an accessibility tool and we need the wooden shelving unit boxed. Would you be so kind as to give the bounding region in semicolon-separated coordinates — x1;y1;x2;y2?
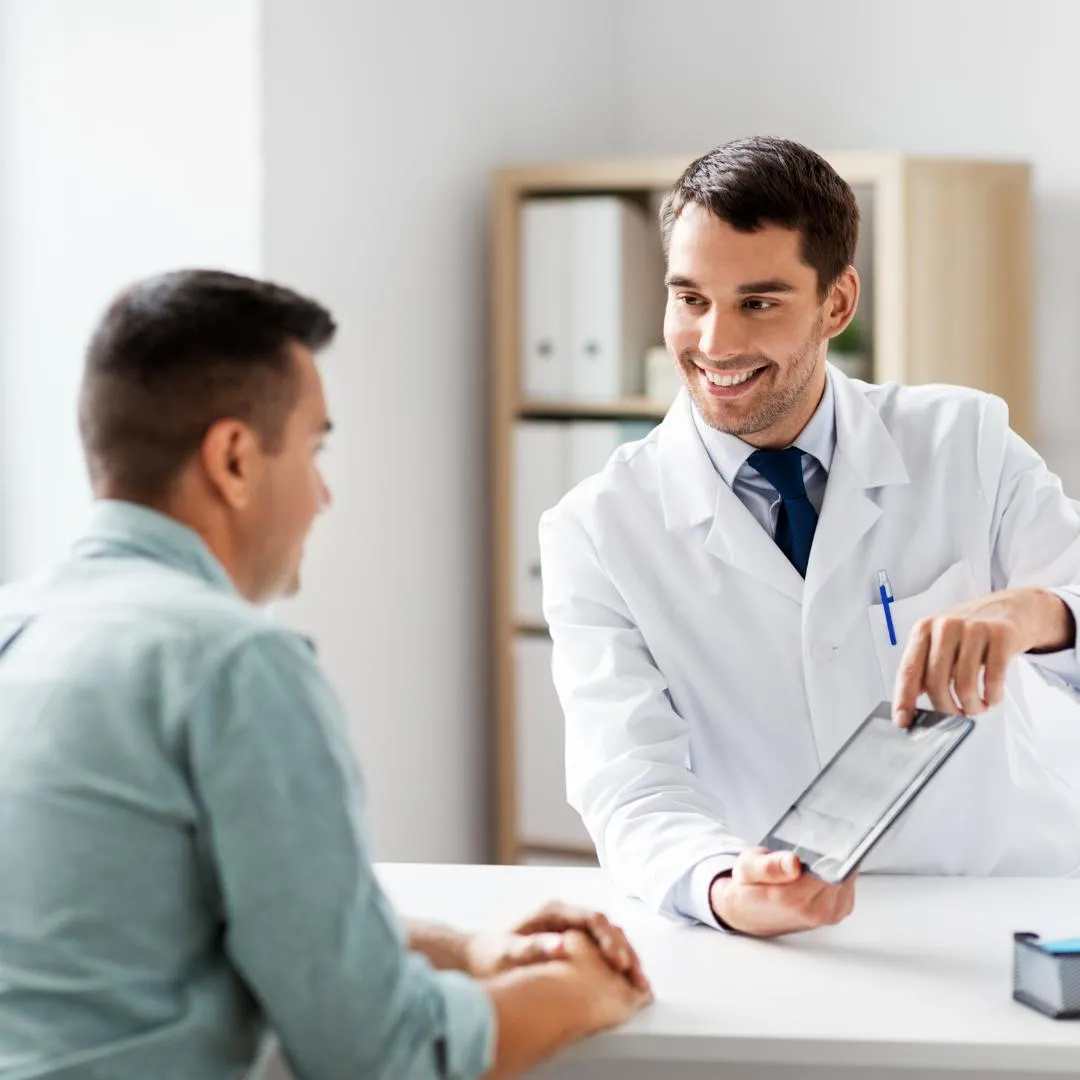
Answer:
518;397;670;421
490;154;1033;865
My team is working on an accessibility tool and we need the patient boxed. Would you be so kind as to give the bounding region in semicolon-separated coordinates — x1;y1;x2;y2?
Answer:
0;270;650;1079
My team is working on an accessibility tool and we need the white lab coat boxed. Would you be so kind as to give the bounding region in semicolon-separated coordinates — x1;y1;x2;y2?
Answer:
539;370;1080;917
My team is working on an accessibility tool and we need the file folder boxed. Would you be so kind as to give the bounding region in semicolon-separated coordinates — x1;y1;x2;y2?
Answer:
570;197;664;402
514;635;593;848
520;199;572;399
512;422;566;623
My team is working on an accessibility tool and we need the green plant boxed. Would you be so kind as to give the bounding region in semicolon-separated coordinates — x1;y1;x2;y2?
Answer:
830;318;867;356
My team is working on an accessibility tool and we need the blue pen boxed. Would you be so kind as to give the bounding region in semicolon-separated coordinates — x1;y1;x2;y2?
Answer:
877;570;897;646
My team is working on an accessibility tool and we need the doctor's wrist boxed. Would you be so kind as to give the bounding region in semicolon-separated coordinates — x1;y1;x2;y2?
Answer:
1023;588;1076;655
708;872;738;932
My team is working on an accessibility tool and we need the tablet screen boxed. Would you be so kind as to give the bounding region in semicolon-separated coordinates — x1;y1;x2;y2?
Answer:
765;704;973;881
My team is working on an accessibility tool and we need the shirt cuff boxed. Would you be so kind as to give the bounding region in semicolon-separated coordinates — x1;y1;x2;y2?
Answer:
1026;588;1080;691
432;969;496;1080
675;853;741;930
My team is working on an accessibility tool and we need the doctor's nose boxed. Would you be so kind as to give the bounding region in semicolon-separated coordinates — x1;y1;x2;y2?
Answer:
697;309;751;363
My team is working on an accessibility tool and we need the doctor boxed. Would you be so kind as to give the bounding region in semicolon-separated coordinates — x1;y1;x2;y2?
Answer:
539;136;1080;938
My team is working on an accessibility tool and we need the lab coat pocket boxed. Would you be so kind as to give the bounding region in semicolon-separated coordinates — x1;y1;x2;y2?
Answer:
868;559;980;705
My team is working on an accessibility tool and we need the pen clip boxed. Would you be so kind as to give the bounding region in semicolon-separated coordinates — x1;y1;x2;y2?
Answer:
876;569;897;646
876;569;893;601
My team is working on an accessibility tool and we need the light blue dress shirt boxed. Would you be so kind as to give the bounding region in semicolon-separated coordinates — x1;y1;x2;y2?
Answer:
0;501;494;1080
691;369;835;530
675;372;1080;927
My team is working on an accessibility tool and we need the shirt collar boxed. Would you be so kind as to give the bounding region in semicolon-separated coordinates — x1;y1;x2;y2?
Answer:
72;499;237;594
692;367;837;485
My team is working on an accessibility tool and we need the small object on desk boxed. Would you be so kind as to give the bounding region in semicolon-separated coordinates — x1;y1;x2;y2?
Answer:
1013;932;1080;1018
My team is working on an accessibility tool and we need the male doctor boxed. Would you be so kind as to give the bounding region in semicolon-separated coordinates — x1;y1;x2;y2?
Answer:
539;136;1080;938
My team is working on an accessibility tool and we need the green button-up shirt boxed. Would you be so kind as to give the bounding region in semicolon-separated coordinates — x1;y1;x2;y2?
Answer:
0;501;493;1080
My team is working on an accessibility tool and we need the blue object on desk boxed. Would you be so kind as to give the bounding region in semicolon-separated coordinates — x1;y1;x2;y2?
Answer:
1040;937;1080;955
877;570;897;646
1014;932;1080;1018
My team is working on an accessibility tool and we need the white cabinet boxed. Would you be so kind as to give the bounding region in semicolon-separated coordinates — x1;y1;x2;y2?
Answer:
513;636;593;850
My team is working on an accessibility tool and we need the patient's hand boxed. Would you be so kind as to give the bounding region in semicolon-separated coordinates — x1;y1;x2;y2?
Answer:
466;901;647;989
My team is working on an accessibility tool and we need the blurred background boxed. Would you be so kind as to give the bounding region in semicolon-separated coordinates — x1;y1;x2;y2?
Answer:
2;0;1079;868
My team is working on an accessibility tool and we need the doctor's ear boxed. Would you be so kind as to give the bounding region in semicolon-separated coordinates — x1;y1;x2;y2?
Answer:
200;418;262;511
823;265;860;340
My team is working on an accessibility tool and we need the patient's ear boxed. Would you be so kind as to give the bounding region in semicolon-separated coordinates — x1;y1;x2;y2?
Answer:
200;419;263;511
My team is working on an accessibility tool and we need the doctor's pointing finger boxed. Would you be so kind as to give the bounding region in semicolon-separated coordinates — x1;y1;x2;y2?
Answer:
892;588;1077;727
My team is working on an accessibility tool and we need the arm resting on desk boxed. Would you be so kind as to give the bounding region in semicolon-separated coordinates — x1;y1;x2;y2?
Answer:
189;632;494;1080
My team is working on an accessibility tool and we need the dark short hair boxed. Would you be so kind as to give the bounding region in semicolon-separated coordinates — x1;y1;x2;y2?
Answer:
79;269;336;502
659;136;860;295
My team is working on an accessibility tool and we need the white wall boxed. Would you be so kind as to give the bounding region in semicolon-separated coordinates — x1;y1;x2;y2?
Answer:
6;0;1078;868
0;0;262;579
263;0;1080;863
613;0;1080;490
262;0;620;862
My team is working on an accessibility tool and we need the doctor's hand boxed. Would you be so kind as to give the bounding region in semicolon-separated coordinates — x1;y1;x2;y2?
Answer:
709;848;856;938
465;902;648;989
892;587;1075;727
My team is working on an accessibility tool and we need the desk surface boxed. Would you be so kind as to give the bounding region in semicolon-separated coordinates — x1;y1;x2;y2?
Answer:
376;863;1080;1074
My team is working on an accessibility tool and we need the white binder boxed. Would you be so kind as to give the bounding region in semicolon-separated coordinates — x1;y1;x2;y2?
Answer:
512;422;566;624
519;199;572;399
569;197;665;402
513;635;594;850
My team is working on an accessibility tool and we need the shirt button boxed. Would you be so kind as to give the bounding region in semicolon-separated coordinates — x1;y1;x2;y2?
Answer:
811;643;837;662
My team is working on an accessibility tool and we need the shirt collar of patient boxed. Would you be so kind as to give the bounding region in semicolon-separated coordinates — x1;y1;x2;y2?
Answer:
692;367;837;485
75;500;237;595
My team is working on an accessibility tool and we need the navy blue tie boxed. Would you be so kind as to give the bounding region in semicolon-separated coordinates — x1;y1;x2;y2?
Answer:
747;448;818;577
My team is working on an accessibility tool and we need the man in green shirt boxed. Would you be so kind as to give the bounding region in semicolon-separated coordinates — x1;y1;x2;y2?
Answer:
0;270;651;1079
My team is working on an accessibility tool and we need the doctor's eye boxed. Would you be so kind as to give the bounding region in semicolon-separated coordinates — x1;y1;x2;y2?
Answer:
742;298;777;312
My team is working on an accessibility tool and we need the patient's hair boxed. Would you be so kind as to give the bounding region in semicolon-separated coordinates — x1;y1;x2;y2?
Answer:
79;269;336;503
659;135;860;296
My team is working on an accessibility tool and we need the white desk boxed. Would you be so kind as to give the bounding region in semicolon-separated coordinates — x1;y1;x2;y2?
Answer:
376;863;1080;1079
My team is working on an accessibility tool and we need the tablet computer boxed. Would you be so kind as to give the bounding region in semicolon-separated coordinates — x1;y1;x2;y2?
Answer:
761;703;975;884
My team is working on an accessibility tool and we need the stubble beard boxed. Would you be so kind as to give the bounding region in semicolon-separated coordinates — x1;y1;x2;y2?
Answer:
688;312;825;436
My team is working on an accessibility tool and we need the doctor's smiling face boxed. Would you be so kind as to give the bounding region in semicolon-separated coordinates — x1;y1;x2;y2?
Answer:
661;137;860;449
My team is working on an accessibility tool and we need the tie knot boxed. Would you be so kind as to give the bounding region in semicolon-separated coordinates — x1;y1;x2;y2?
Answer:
747;447;808;501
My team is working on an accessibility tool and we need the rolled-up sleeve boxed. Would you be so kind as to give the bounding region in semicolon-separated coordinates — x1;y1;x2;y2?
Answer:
185;629;494;1080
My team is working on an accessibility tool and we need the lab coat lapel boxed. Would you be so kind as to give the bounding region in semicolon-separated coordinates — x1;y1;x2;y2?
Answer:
657;391;804;604
704;485;805;604
804;372;910;603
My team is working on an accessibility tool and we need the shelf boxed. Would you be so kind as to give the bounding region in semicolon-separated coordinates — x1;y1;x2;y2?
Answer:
518;841;598;864
517;396;671;421
495;153;905;197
